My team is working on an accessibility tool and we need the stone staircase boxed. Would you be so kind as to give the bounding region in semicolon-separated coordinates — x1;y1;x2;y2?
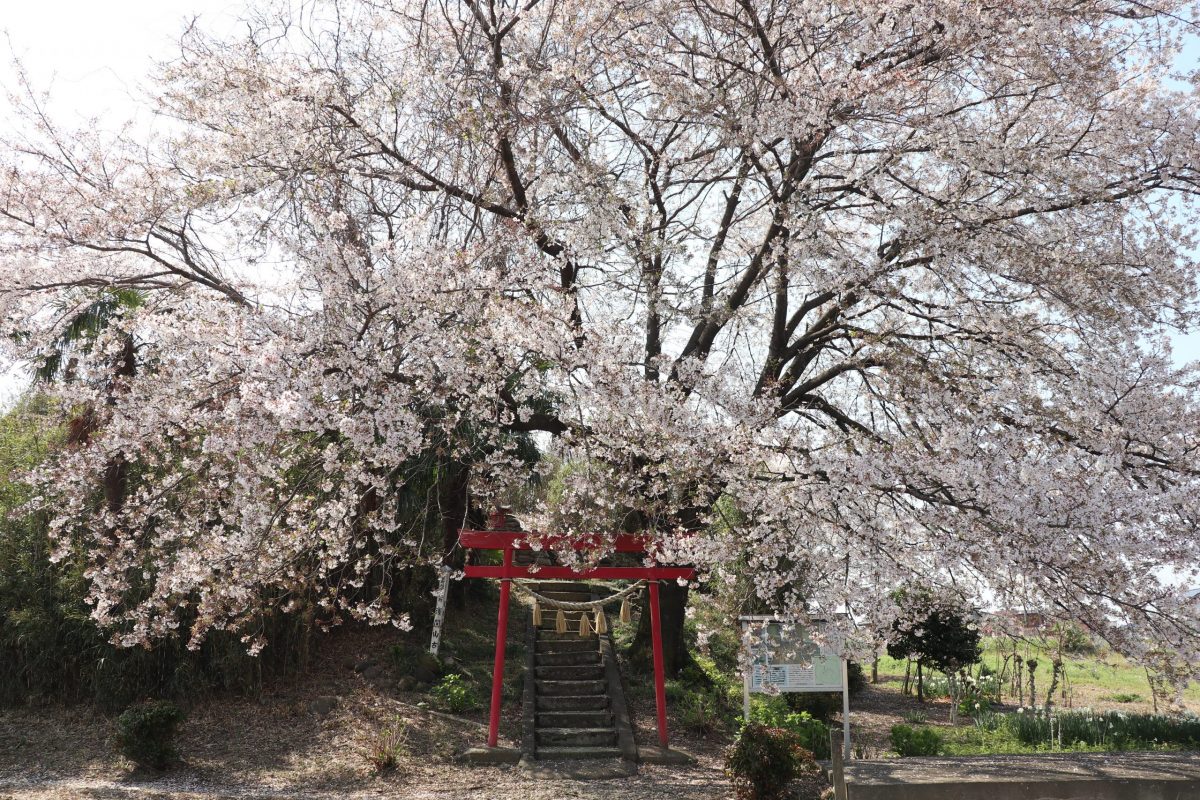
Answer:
529;583;626;761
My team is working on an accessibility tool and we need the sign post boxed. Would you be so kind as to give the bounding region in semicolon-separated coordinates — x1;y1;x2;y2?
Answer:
739;616;851;762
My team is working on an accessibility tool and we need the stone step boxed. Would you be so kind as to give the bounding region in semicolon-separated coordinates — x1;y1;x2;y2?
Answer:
536;678;606;696
536;727;618;748
536;637;597;653
538;622;600;635
538;626;598;638
535;746;623;761
513;550;555;566
537;664;604;681
536;694;610;712
539;592;594;603
537;710;613;729
537;650;601;667
537;610;591;624
529;582;584;593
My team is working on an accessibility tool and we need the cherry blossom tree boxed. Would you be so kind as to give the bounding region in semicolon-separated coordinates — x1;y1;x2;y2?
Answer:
2;0;1200;677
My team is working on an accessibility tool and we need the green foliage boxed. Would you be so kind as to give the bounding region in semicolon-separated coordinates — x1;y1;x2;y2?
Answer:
903;710;928;724
660;650;739;736
116;700;185;770
890;724;943;756
877;637;1200;709
936;709;1200;756
0;398;312;709
677;687;728;736
750;698;831;759
1055;623;1097;656
887;589;982;676
1009;709;1200;750
956;672;1001;715
726;722;818;800
431;673;480;713
32;289;145;383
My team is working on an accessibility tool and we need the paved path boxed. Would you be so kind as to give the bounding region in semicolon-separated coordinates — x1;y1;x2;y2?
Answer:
843;751;1200;799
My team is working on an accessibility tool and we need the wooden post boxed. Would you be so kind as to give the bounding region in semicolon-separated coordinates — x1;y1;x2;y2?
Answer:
829;728;848;800
486;547;512;748
649;580;669;748
841;658;851;762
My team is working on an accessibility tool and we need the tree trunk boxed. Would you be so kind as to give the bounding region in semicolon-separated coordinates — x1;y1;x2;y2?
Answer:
103;335;138;516
625;500;706;677
903;660;911;695
871;658;879;684
437;460;478;608
1045;659;1063;711
916;661;924;703
628;580;691;677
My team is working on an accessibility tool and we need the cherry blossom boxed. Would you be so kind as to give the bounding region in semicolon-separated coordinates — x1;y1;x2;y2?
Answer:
1;0;1199;680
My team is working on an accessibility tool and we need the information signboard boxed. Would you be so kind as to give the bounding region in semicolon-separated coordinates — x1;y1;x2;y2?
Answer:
739;616;851;760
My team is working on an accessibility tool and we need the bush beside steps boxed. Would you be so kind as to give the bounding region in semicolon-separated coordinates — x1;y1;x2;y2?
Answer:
116;700;186;770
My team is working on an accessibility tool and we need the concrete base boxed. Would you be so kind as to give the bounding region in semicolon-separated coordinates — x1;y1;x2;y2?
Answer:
520;756;637;779
843;752;1200;800
457;745;524;765
637;745;697;765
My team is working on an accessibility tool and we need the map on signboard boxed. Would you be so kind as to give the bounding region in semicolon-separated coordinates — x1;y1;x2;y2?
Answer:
741;618;844;693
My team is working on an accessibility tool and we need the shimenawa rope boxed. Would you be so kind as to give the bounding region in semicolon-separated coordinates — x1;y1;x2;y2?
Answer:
514;580;645;637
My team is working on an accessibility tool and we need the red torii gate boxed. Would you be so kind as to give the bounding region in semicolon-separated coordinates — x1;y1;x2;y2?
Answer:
460;514;695;751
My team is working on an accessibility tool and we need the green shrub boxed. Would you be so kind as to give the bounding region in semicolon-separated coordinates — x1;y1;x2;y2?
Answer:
116;700;186;769
890;724;942;757
431;673;480;713
751;698;831;759
726;722;819;800
678;688;728;736
1057;624;1097;655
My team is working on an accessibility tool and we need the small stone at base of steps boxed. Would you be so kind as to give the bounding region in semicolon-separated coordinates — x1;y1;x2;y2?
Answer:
520;756;637;780
534;746;624;761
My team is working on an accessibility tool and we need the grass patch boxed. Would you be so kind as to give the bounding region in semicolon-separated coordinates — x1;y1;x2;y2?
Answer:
1105;693;1144;704
874;637;1200;710
896;710;1200;756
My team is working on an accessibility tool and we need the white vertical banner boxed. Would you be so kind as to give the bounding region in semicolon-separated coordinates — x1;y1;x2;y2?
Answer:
429;565;452;656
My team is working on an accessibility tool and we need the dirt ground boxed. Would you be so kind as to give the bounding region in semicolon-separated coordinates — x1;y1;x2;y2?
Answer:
0;627;733;800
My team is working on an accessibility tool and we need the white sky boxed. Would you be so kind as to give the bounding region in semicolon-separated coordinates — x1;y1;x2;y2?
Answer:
0;1;248;408
0;3;1198;409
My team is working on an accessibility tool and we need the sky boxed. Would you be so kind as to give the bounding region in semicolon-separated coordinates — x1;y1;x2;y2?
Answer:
0;1;249;408
0;3;1198;409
